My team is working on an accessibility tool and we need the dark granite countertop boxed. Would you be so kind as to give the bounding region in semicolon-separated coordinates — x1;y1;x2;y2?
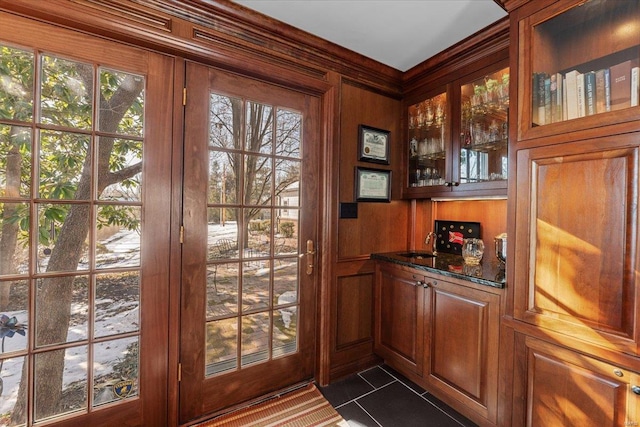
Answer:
371;251;506;289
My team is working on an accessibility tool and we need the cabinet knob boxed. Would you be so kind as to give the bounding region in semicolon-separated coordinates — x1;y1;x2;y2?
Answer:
417;280;425;287
445;182;452;187
424;281;437;288
632;386;640;395
453;182;460;187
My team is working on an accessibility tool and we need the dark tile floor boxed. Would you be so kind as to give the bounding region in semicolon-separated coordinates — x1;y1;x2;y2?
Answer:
319;365;478;427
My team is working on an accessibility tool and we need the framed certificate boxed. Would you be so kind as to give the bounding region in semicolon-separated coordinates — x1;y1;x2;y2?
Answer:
355;167;391;202
358;125;390;165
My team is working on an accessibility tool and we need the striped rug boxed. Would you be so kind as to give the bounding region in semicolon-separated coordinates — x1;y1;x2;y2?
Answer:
198;383;348;427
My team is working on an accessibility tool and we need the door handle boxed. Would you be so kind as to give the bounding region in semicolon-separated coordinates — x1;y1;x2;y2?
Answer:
304;239;315;275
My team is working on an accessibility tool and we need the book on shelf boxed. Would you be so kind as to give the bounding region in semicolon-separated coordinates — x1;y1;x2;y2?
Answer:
565;70;579;120
544;76;551;125
555;72;563;122
595;69;606;114
610;60;632;111
584;71;596;116
632;66;639;107
604;68;611;112
532;72;540;126
538;72;547;125
576;72;585;118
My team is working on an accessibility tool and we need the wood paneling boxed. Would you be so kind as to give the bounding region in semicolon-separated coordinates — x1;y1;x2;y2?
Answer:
338;82;407;260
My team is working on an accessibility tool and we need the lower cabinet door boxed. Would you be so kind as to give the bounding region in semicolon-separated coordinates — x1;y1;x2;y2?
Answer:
516;335;639;427
424;276;501;424
374;263;424;375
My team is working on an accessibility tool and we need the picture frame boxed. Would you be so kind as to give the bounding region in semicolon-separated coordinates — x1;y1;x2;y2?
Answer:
355;167;391;202
358;124;390;164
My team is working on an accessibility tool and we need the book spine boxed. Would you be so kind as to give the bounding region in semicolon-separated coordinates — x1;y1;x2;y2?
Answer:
532;73;539;126
585;71;596;116
550;74;558;123
566;70;579;120
595;69;606;114
538;73;547;125
544;76;551;125
555;72;563;122
632;66;639;107
604;68;611;112
576;72;585;118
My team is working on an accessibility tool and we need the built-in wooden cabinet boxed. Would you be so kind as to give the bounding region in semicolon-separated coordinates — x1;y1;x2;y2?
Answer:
375;261;502;426
505;0;640;425
513;335;640;427
402;27;510;199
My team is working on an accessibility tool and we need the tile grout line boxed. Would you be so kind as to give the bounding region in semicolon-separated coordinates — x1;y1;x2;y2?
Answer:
354;400;384;427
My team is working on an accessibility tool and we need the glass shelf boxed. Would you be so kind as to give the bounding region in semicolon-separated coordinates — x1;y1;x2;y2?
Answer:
408;92;447;188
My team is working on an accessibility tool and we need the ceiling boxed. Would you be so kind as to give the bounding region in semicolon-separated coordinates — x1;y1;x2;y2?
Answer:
233;0;507;72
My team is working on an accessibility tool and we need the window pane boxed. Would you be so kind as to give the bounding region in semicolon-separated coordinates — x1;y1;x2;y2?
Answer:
275;108;301;158
98;68;144;137
208;150;239;205
242;261;270;313
35;275;88;347
245;208;271;257
209;94;242;150
276;211;298;256
96;205;141;269
40;55;92;129
34;346;87;421
245;102;272;154
273;308;297;358
36;203;89;273
0;202;29;277
207;210;239;262
275;159;299;207
39;131;90;200
206;318;238;376
94;272;139;338
273;261;298;308
0;279;28;353
98;137;142;202
0;45;34;122
241;312;269;366
244;155;271;206
207;263;238;319
93;336;138;407
0;355;26;425
0;125;31;198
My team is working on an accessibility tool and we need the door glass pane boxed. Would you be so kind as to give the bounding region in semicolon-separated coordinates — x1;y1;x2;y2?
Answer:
40;55;93;129
93;336;139;407
0;355;26;425
206;318;238;375
96;205;141;269
0;202;29;277
208;151;239;205
94;272;140;338
205;92;302;377
275;108;301;158
0;125;31;198
408;92;447;187
99;69;144;136
245;102;272;153
207;263;239;318
460;66;509;183
39;131;90;200
0;45;34;122
35;275;89;346
240;312;270;366
98;137;142;202
34;346;88;421
242;261;269;312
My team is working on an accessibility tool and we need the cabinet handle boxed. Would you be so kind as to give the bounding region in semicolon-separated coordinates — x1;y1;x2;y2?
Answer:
417;280;425;287
423;281;437;288
444;182;452;187
632;385;640;395
453;182;460;187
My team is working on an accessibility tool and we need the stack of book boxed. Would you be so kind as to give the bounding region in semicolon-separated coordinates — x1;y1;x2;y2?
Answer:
532;59;639;126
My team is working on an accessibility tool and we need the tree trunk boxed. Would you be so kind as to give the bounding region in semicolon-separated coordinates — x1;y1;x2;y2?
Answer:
0;135;21;309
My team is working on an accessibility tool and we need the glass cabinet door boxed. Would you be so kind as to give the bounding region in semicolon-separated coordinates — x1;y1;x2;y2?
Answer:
459;67;509;184
408;92;447;188
527;0;639;131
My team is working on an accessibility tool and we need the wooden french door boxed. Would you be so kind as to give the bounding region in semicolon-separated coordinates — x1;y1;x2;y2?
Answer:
179;62;319;423
0;12;172;427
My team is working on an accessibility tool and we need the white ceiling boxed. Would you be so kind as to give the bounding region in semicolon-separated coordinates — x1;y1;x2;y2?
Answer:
233;0;507;72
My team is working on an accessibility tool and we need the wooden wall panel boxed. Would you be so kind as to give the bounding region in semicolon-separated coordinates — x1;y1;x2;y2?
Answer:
338;82;408;260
